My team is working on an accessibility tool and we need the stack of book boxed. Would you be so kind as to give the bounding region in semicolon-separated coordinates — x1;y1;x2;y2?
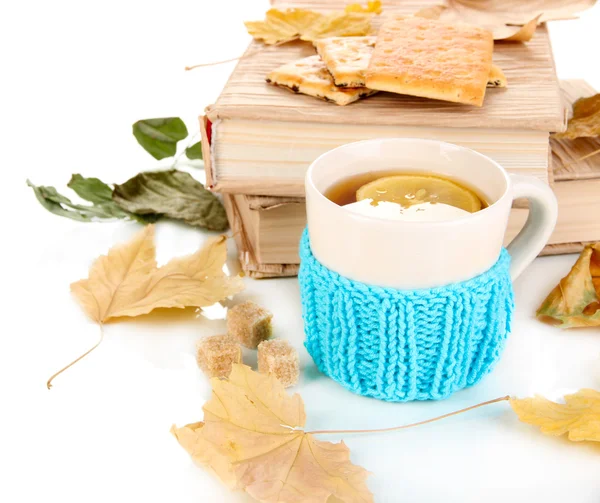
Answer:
201;0;600;278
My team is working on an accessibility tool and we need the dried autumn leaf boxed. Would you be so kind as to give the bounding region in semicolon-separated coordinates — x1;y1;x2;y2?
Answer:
170;422;238;489
416;0;596;41
498;14;541;42
245;3;377;45
413;5;448;19
510;389;600;442
66;175;161;224
245;8;323;45
173;364;373;503
414;4;535;41
48;225;244;388
553;93;600;140
449;0;597;25
302;12;374;41
345;0;382;14
71;225;243;323
112;170;228;231
537;243;600;328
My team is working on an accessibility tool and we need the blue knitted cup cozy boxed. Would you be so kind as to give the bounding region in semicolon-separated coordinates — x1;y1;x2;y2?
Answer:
299;230;515;402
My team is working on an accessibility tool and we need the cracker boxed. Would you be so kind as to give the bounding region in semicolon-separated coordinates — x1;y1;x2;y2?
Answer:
266;55;377;106
487;64;507;88
314;36;377;87
316;36;504;90
365;16;493;106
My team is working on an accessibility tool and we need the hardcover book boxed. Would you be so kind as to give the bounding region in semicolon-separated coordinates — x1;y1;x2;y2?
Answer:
202;0;565;197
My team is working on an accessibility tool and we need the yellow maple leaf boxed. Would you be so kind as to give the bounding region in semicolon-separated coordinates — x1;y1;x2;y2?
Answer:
553;93;600;140
244;8;323;45
345;1;382;14
173;364;373;503
71;225;244;323
245;3;377;45
301;12;374;42
48;225;243;388
170;422;238;489
510;389;600;442
536;242;600;328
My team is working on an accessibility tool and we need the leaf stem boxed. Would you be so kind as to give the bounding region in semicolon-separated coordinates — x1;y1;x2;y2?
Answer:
185;55;245;70
170;131;201;169
47;324;104;389
306;395;510;435
184;40;291;71
568;147;600;165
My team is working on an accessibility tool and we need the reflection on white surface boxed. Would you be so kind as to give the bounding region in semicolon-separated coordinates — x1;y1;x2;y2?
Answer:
199;302;228;321
595;354;600;386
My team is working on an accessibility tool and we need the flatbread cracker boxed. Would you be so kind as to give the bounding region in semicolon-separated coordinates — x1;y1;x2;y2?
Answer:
266;55;377;106
365;16;493;106
317;36;506;89
314;36;377;87
488;64;507;88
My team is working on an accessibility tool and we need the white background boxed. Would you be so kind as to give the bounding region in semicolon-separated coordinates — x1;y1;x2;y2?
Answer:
2;1;600;502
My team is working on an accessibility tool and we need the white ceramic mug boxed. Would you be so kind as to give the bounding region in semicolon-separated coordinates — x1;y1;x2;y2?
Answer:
305;138;558;289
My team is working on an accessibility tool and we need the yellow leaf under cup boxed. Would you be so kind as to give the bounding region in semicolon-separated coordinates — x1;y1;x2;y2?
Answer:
510;389;600;442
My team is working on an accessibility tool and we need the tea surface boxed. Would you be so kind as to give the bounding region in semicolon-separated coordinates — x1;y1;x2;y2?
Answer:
324;171;488;214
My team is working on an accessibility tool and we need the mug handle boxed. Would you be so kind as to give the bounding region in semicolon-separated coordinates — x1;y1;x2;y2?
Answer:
506;174;558;281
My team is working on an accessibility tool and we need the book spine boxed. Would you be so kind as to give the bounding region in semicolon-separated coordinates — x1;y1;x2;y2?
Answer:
200;114;217;191
223;194;300;278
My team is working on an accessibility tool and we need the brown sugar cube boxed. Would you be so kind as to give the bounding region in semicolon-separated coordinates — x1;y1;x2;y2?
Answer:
196;335;242;378
258;339;300;388
227;301;273;349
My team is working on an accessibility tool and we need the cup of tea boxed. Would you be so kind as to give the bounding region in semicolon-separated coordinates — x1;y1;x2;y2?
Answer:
299;138;557;401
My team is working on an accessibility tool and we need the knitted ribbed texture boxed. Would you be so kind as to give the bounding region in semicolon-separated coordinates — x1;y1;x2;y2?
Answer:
299;230;514;402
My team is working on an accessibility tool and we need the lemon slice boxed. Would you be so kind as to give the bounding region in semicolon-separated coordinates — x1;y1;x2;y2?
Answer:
356;174;482;213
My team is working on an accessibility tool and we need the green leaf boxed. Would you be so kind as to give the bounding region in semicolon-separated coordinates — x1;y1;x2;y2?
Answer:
64;174;129;219
112;170;228;231
27;177;158;223
68;174;114;204
132;211;162;224
27;180;125;221
185;141;203;160
132;118;188;160
27;180;94;222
